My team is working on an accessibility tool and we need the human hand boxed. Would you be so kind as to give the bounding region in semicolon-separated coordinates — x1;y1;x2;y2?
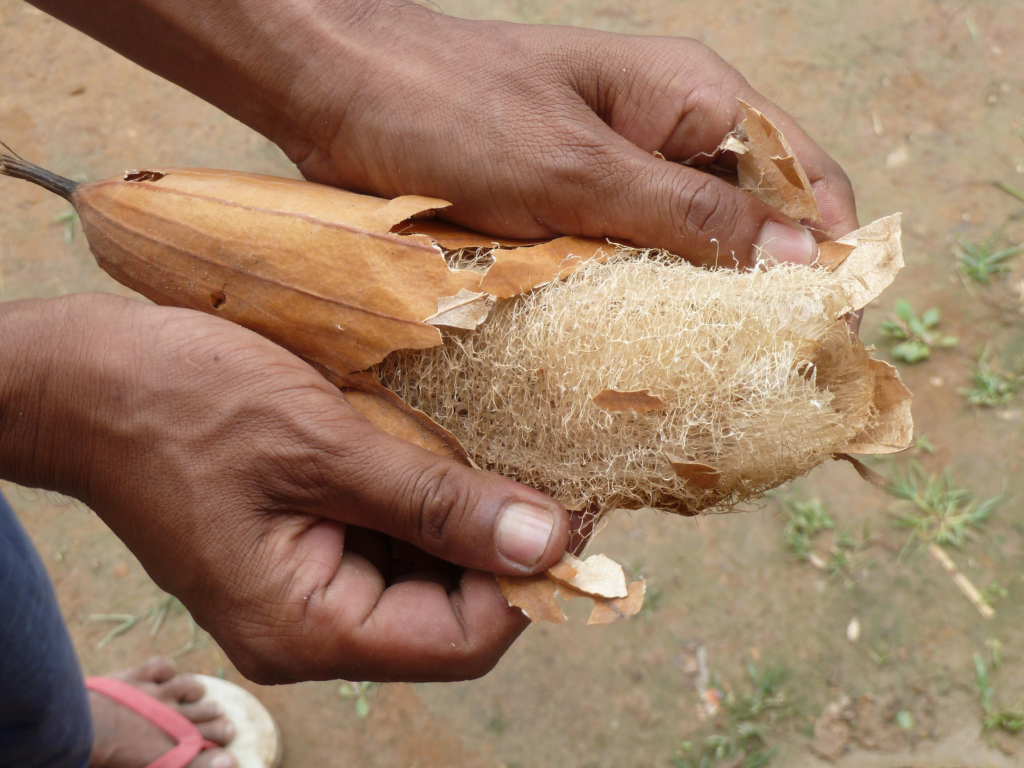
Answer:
286;6;859;267
30;0;856;266
0;294;571;683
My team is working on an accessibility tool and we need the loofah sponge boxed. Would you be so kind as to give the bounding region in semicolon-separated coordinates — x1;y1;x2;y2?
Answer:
379;248;881;519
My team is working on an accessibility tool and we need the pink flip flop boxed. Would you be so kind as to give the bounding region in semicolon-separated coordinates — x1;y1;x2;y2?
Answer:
86;675;282;768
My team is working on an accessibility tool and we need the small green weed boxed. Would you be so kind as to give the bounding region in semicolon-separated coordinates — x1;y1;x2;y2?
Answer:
995;181;1024;205
981;582;1010;604
339;681;376;719
486;713;508;735
642;586;664;622
52;208;79;243
879;300;957;363
985;638;1003;668
953;234;1022;284
671;663;789;768
960;352;1020;407
974;653;1024;734
895;710;915;731
886;461;1001;549
88;593;206;654
914;434;937;455
827;529;864;583
782;498;833;560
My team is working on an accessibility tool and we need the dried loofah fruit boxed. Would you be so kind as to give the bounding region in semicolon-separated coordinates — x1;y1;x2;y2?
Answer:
0;102;912;627
378;241;896;519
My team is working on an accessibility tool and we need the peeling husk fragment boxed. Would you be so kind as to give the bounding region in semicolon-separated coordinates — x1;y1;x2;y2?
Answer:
393;218;546;250
844;359;914;455
592;389;667;414
425;289;492;330
816;241;855;271
833;214;905;312
721;101;821;222
478;236;611;299
497;553;645;624
495;574;566;624
312;365;472;465
546;553;627;598
586;580;646;625
668;458;722;490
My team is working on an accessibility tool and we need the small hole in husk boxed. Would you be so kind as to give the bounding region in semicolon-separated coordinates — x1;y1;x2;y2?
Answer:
124;170;166;183
210;290;226;310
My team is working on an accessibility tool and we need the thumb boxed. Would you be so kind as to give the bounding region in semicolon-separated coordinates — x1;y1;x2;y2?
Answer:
317;424;570;575
555;124;818;269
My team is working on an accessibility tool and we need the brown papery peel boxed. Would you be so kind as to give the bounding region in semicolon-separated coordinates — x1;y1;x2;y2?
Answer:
497;553;646;624
0;100;912;627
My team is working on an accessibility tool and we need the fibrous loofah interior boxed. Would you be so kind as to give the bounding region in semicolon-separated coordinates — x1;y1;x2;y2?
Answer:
376;250;877;519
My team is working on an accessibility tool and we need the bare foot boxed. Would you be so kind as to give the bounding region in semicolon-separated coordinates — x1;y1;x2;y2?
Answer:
88;657;237;768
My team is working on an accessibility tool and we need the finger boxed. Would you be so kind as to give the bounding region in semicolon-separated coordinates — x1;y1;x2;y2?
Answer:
522;111;818;268
308;417;570;576
343;526;393;582
301;555;528;683
391;568;456;591
571;36;858;243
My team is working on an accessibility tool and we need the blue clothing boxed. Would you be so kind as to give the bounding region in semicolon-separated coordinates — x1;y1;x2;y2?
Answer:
0;492;92;768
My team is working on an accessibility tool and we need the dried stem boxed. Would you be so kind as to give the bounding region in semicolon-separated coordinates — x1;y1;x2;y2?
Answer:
927;542;995;619
0;152;78;201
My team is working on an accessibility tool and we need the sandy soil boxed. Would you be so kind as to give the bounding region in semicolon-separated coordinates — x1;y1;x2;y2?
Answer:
2;0;1024;765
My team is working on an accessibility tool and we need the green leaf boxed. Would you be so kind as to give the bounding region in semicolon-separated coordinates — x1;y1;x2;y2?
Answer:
895;710;915;730
879;320;907;340
974;653;993;710
893;340;931;363
894;298;915;323
921;307;941;328
995;181;1024;204
355;695;370;719
939;336;958;347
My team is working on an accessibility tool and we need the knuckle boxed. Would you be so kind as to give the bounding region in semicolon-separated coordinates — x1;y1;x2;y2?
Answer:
528;122;609;184
675;174;739;238
402;463;472;547
820;159;855;199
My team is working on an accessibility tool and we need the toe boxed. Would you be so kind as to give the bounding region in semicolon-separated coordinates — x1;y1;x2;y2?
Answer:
122;656;177;685
189;747;237;768
178;700;225;724
196;716;236;747
162;673;205;704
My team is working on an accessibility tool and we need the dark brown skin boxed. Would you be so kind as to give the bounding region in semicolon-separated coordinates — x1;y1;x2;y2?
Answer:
2;0;860;683
0;294;567;683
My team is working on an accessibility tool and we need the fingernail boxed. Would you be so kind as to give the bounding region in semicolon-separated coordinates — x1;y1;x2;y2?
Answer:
755;220;818;265
211;752;234;768
222;721;236;741
495;502;555;567
206;702;224;718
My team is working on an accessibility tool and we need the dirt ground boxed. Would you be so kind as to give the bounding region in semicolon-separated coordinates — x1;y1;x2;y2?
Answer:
2;0;1024;766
